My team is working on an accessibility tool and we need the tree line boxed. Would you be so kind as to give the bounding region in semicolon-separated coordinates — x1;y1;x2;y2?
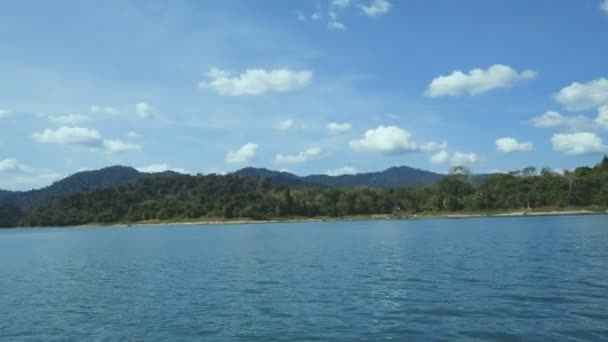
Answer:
2;157;608;227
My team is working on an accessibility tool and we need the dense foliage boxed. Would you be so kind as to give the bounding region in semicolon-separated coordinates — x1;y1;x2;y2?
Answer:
6;157;608;227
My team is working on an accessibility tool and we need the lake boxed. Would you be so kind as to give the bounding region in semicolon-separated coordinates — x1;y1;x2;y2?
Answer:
1;216;607;341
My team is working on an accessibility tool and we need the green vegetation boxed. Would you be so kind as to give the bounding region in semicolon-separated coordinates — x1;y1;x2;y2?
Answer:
2;157;605;227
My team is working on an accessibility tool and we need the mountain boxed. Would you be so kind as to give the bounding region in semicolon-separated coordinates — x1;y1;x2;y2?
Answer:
2;166;145;209
1;164;450;210
232;167;316;186
233;166;444;188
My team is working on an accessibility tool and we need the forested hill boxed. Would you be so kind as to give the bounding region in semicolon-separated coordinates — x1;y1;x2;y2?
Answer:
1;164;449;209
4;157;608;228
233;165;444;188
0;166;145;209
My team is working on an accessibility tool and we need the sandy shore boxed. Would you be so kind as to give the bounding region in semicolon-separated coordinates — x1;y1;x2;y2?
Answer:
90;209;606;228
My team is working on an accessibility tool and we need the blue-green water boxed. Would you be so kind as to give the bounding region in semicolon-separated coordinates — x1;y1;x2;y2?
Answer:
1;216;607;341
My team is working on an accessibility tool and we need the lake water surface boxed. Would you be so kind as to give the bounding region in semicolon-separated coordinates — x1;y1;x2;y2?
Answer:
1;216;607;341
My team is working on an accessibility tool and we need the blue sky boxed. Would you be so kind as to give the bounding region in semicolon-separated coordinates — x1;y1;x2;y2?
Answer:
1;0;608;190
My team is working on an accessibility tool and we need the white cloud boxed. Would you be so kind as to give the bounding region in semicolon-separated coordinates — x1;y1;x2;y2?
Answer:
601;0;608;14
530;110;599;131
328;20;346;30
430;150;449;164
326;166;357;176
135;102;154;119
275;119;295;131
425;64;537;97
430;150;479;166
451;152;479;166
103;139;141;154
226;143;258;164
0;158;61;191
331;0;353;8
33;126;103;147
530;111;565;128
595;105;608;129
276;147;322;164
200;68;312;96
554;78;608;111
126;131;138;138
136;164;187;174
552;132;607;155
359;0;391;17
496;137;533;153
0;109;11;118
32;126;140;154
420;141;448;152
0;159;24;172
90;105;119;115
311;12;322;20
349;125;417;154
297;11;307;22
48;113;89;125
327;122;352;134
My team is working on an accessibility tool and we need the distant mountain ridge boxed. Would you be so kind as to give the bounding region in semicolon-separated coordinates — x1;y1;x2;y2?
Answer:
1;164;449;209
232;166;444;188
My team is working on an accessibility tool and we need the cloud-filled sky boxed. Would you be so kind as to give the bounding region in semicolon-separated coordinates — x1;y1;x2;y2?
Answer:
1;0;608;190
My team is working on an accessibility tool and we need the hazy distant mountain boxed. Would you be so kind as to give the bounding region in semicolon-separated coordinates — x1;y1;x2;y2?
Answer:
233;166;444;188
232;168;314;186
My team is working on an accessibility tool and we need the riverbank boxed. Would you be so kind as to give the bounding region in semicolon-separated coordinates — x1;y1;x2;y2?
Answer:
73;208;607;229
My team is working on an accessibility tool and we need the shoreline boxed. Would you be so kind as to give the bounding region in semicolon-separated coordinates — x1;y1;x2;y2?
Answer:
72;208;607;229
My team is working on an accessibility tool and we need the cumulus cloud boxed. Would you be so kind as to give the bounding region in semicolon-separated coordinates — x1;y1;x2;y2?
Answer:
552;132;607;155
326;166;357;176
595;105;608;129
431;150;479;166
226;143;258;164
103;139;141;154
327;11;346;30
602;0;608;14
420;141;448;152
425;64;537;97
431;150;449;164
530;111;565;128
126;131;138;138
451;152;479;166
0;159;26;172
327;122;352;134
328;20;346;30
136;164;187;174
553;78;608;111
33;126;140;154
349;125;418;154
275;147;322;164
200;68;312;96
311;12;322;20
359;0;391;17
275;119;295;131
496;137;533;153
33;126;103;147
48;113;89;125
90;105;119;115
0;158;61;191
331;0;353;8
0;109;11;118
135;102;154;119
529;110;600;131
